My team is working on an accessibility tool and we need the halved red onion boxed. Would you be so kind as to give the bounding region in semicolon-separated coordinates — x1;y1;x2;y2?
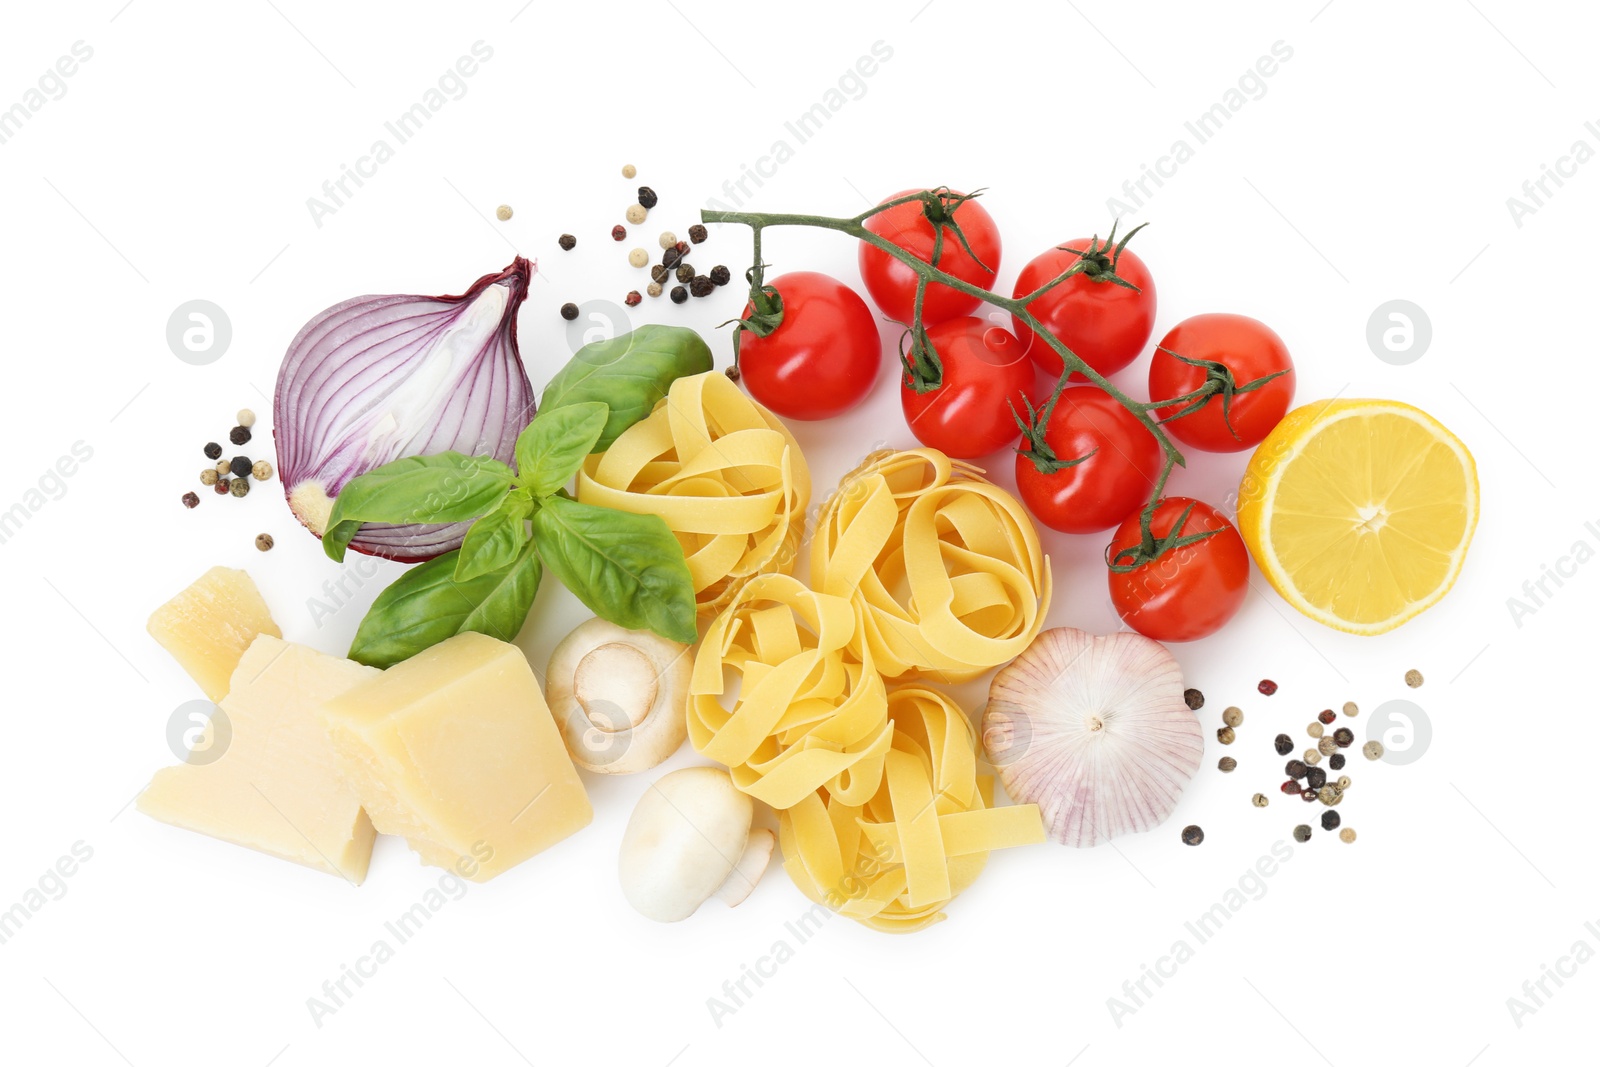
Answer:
274;258;536;561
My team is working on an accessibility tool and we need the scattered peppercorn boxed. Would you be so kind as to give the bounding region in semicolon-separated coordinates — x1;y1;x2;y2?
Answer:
625;204;648;224
1217;726;1236;745
1363;740;1384;761
1301;789;1319;803
1305;767;1327;790
637;186;658;208
709;265;731;286
1286;759;1308;778
628;248;650;268
670;285;688;304
200;469;219;486
688;223;708;243
611;225;627;241
675;240;691;255
204;442;223;460
560;302;580;321
1274;733;1294;756
662;247;683;269
1307;721;1324;739
1405;668;1423;688
237;409;256;428
675;263;695;284
1183;688;1205;710
1281;780;1302;795
1318;709;1336;724
690;275;715;298
1332;727;1354;748
625;290;642;307
1258;679;1278;695
1336;775;1352;791
496;205;513;221
216;459;232;475
658;231;678;250
1329;753;1346;771
1321;810;1341;831
181;491;199;509
647;282;664;298
213;478;231;495
229;477;250;498
252;460;273;481
229;425;251;445
1317;785;1340;806
1304;748;1322;766
1339;827;1356;843
1181;825;1204;846
229;456;252;478
1223;706;1243;728
1342;701;1359;717
1252;793;1269;808
1218;756;1237;773
1293;824;1312;843
621;164;637;179
255;533;274;552
1318;736;1337;756
651;265;670;285
559;233;577;250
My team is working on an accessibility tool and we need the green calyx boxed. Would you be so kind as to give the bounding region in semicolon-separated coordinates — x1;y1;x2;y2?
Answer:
1057;219;1147;291
1106;498;1223;573
1011;370;1098;475
1152;349;1290;442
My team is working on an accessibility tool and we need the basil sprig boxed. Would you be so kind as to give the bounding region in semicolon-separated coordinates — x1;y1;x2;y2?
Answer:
326;328;709;668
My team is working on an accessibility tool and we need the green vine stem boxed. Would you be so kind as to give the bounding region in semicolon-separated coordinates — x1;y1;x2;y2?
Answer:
702;191;1191;566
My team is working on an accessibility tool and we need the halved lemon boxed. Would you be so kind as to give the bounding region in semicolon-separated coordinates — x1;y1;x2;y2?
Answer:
1237;399;1478;635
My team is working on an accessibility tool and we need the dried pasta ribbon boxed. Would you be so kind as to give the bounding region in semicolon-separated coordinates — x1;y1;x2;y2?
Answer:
810;448;1052;681
689;573;892;810
577;371;810;618
778;686;1045;933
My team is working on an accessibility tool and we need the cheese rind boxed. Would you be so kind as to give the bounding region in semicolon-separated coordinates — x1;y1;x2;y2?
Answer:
138;635;380;883
321;633;593;882
147;567;281;702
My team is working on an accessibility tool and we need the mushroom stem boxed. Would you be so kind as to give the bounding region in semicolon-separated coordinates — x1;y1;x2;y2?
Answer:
714;828;776;908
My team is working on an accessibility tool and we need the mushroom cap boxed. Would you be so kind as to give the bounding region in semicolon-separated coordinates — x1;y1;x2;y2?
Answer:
547;617;690;775
983;628;1202;847
619;766;754;922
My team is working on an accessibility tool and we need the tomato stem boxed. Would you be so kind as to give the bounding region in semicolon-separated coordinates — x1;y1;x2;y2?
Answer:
1011;367;1098;475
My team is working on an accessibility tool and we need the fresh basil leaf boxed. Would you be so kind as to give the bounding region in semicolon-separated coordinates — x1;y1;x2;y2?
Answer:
515;401;609;498
348;539;542;668
530;495;697;644
323;452;515;562
453;492;533;583
538;325;713;451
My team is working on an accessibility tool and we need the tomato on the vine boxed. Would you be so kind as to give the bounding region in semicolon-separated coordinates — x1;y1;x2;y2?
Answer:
1011;227;1156;380
1107;497;1249;642
1148;313;1295;452
900;317;1033;458
860;189;1001;326
1013;384;1163;534
734;271;881;421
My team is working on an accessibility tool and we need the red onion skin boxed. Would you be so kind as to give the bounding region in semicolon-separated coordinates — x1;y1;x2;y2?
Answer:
274;257;536;562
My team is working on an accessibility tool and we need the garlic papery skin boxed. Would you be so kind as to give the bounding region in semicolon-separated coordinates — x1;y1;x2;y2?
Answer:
547;618;691;775
274;258;535;561
983;627;1202;848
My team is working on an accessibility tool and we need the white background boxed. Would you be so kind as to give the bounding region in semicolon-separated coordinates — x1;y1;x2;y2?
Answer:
1;1;1595;1065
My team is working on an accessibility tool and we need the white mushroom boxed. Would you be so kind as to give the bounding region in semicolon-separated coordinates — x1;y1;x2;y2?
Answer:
618;766;776;923
547;618;690;775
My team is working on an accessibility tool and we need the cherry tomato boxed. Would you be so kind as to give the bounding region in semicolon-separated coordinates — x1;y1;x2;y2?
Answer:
860;189;1001;327
1107;497;1249;642
735;272;881;421
1013;386;1163;534
900;317;1034;458
1011;233;1156;380
1148;313;1295;452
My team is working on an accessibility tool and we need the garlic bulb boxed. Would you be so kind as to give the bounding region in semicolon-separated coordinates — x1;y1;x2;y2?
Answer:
982;628;1202;847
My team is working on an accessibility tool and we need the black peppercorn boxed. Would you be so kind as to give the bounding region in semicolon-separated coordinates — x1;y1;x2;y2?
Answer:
1181;825;1204;846
690;275;715;298
230;456;253;478
1184;688;1205;711
213;478;231;495
204;442;223;460
1321;810;1341;831
1329;753;1346;771
625;290;642;308
688;223;708;244
558;233;577;250
637;186;658;208
1333;727;1355;748
1293;824;1312;843
675;263;695;284
181;491;200;509
229;425;251;446
662;247;683;269
1281;780;1302;795
670;285;688;304
1258;679;1278;696
1318;708;1336;725
1274;733;1294;756
1305;767;1327;790
709;264;731;286
651;264;670;284
611;225;627;241
1285;759;1307;779
560;302;580;321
